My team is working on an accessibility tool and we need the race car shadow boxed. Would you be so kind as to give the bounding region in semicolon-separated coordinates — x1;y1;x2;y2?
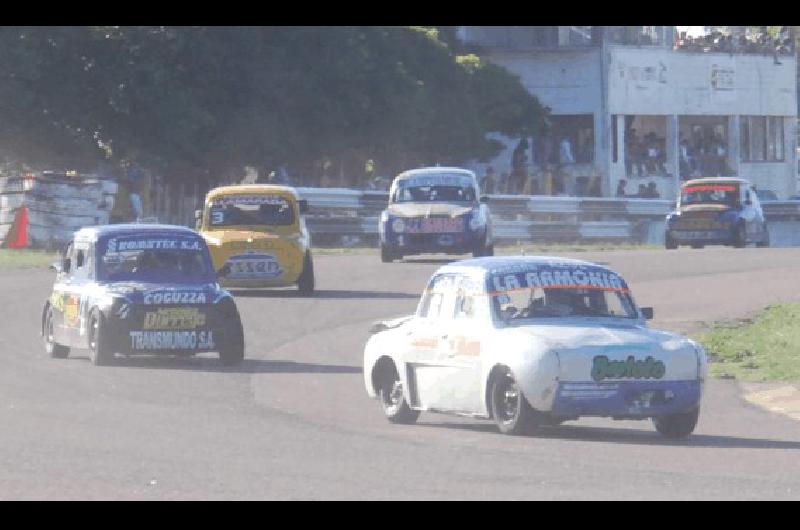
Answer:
98;355;363;375
231;289;418;299
417;421;800;449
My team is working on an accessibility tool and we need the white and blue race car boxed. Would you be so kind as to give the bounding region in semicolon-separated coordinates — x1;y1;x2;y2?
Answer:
364;256;707;438
42;224;244;366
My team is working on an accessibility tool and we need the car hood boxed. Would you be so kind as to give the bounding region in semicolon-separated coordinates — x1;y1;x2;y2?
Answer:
103;282;223;306
387;202;474;218
508;320;699;381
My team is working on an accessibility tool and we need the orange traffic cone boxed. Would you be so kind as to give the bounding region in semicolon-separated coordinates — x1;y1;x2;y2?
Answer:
2;206;29;249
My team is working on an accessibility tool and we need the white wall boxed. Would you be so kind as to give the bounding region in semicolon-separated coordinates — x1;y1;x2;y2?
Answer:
486;49;603;114
607;47;797;116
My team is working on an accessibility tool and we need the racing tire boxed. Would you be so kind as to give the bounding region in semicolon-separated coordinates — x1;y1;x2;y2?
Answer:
380;245;398;263
690;244;704;249
489;370;540;436
733;223;747;248
297;252;315;296
473;242;494;258
756;227;770;248
378;365;419;424
88;309;113;366
218;300;245;366
44;306;69;359
653;407;699;439
664;233;678;250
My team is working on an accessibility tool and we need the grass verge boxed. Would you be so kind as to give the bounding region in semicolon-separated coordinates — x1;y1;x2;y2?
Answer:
698;303;800;382
0;249;58;271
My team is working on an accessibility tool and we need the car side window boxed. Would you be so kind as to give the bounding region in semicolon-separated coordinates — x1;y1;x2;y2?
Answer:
71;243;92;280
454;277;480;320
418;274;457;320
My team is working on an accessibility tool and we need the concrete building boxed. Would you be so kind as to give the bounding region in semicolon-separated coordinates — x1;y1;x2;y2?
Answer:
459;26;798;199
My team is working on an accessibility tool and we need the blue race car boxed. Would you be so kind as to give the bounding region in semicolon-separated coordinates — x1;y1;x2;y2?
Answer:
42;224;244;366
379;167;494;262
665;178;770;249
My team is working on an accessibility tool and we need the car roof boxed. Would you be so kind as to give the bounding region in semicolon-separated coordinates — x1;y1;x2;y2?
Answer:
393;167;477;181
682;177;752;187
205;184;299;201
437;255;619;276
74;224;200;242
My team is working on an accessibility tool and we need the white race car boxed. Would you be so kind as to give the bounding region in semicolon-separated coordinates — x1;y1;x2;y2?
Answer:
363;256;707;438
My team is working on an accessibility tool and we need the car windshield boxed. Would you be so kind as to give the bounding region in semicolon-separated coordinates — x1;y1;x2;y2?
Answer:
681;183;740;206
489;267;638;320
392;174;476;203
98;236;214;283
208;195;295;227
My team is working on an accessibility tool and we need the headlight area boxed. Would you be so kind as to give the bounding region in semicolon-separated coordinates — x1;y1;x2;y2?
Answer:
469;209;487;231
390;217;406;234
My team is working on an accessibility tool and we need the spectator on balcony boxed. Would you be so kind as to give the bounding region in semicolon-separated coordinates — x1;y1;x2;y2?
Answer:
636;183;647;197
616;179;628;197
626;129;646;177
645;181;660;199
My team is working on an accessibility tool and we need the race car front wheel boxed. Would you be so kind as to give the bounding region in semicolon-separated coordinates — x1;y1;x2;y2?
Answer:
652;407;699;439
378;365;419;424
380;245;400;263
489;370;540;435
44;307;69;359
88;309;113;366
664;233;678;250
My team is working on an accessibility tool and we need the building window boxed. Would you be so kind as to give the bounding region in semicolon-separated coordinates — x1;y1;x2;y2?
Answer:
742;116;784;162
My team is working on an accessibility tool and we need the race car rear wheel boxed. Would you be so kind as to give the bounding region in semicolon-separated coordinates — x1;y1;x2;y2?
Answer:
44;306;69;359
473;242;494;258
756;227;770;248
297;252;315;296
378;365;419;424
665;233;678;250
733;223;747;248
653;407;699;439
88;309;113;366
218;300;245;366
489;370;540;435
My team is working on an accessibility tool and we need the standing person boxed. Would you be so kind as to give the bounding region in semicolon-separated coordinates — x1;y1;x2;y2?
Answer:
559;137;575;165
616;179;628;197
511;138;529;194
110;173;135;224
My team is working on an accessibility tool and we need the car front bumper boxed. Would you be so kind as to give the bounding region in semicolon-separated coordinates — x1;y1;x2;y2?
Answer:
550;380;702;418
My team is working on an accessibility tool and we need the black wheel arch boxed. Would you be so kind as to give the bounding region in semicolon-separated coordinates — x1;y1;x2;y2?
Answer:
371;355;399;396
485;364;513;419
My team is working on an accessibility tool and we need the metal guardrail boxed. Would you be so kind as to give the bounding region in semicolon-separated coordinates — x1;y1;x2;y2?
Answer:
295;187;800;246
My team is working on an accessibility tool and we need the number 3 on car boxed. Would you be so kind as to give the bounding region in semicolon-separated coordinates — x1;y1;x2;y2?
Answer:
363;256;708;439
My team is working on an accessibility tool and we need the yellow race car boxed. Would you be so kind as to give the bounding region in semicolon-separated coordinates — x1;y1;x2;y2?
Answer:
196;185;314;295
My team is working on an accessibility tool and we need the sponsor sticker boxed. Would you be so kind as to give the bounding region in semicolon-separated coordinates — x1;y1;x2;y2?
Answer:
129;330;215;350
490;266;628;294
405;217;465;234
106;237;203;255
399;175;473;188
143;290;208;305
143;308;206;330
226;254;283;279
591;355;666;382
211;195;289;207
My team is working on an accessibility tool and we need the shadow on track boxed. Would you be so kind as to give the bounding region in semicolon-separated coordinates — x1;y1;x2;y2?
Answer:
415;421;800;450
231;289;418;299
68;355;362;374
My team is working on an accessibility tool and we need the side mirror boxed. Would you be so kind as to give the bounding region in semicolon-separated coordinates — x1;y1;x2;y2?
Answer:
216;263;232;279
298;199;309;214
641;307;654;320
194;210;203;230
480;195;490;204
49;261;62;273
194;209;202;220
369;321;388;334
745;199;752;206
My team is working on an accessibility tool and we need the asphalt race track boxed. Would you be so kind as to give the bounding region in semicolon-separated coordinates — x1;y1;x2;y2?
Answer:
2;247;800;500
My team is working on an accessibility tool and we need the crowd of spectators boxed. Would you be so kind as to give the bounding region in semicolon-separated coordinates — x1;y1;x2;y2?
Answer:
625;129;669;178
675;27;794;59
615;179;661;199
